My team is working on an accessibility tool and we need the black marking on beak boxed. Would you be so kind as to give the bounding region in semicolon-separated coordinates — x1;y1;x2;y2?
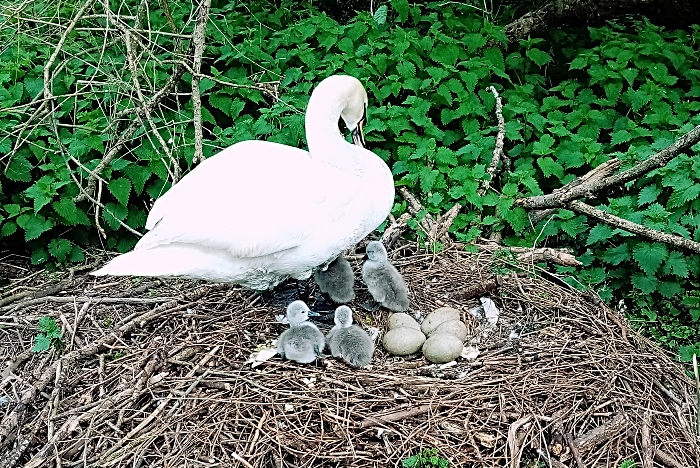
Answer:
351;106;367;148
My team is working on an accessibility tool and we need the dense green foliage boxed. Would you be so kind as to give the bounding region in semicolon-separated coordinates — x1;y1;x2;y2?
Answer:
1;0;699;357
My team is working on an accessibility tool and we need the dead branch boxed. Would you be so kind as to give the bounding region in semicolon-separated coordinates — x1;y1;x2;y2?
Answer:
1;296;169;312
397;187;462;244
359;404;439;428
458;276;503;299
477;240;582;267
478;86;506;197
569;200;700;254
642;411;653;468
381;212;411;248
123;28;180;182
518;124;700;210
561;413;628;462
190;0;213;165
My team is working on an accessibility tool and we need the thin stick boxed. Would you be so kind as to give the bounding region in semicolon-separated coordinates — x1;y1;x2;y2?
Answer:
478;85;506;197
693;353;700;437
569;200;700;254
190;0;213;164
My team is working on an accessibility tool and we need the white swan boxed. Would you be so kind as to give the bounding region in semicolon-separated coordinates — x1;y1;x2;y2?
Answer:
92;75;395;289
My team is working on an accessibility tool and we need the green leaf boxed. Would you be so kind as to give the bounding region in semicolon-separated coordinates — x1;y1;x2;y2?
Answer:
631;273;658;294
25;177;56;213
103;203;128;230
392;0;409;22
537;157;564;179
633;242;668;275
209;93;233;116
603;244;630;265
16;213;54;241
125;165;152;195
586;224;614;245
52;198;90;225
526;48;552;67
32;334;51;353
6;154;33;182
373;4;388;24
49;238;73;262
108;178;132;206
532;134;555;155
396;61;416;78
637;185;660;206
679;345;700;362
610;129;632;146
664;251;689;278
39;316;58;333
419;167;439;193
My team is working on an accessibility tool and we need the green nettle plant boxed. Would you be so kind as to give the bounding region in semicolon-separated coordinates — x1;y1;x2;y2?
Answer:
0;0;698;356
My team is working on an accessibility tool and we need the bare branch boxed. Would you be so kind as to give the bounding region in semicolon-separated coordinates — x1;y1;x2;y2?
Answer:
381;213;411;248
478;86;506;197
124;28;180;182
518;124;700;210
477;240;582;267
568;200;700;254
191;0;213;165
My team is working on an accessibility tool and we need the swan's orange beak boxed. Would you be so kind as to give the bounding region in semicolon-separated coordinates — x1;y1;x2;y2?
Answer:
351;118;366;147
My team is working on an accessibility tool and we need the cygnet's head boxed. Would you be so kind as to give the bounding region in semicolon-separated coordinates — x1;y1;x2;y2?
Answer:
365;241;388;263
309;75;368;147
286;300;311;325
333;305;354;328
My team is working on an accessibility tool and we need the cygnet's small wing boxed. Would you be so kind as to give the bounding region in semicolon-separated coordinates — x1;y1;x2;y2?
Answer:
332;325;374;367
313;256;355;303
362;261;409;312
277;323;325;364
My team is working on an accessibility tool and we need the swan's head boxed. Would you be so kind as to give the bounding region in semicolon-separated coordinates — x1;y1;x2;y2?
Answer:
309;75;368;147
333;305;354;328
286;300;311;325
365;241;388;263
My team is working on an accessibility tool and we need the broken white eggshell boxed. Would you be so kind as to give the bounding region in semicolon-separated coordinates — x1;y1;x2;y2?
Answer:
460;346;480;360
246;348;277;368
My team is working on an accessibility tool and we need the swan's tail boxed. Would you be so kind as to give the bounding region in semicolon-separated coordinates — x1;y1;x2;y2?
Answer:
91;245;231;281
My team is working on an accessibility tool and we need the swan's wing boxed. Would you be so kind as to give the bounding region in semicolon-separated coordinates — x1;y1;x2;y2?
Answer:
138;141;359;258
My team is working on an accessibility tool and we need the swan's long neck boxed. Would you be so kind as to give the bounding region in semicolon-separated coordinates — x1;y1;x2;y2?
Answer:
305;89;368;176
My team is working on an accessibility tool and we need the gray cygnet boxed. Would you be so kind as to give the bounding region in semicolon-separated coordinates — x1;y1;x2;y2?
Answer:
326;305;374;367
362;241;409;312
313;255;355;303
277;300;325;364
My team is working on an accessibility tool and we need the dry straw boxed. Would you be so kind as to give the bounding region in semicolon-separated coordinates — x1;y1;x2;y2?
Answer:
0;244;698;467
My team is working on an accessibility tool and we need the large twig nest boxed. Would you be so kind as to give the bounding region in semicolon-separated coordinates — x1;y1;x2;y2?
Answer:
0;245;698;467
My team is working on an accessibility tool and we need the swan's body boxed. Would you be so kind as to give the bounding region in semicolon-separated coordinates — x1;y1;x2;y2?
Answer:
362;241;410;312
326;305;374;367
92;76;394;290
277;301;325;364
313;255;355;303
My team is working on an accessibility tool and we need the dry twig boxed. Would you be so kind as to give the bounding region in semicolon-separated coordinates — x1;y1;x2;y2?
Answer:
190;0;213;165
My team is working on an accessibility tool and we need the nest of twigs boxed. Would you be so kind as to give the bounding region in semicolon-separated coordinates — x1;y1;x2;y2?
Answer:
1;244;698;468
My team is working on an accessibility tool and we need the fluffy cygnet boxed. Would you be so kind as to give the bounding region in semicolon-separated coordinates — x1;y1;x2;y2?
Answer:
361;241;409;312
326;305;374;367
277;300;325;364
313;255;355;303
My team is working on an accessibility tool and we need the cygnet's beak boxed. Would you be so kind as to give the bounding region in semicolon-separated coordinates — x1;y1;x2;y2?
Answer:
351;115;366;147
307;311;320;317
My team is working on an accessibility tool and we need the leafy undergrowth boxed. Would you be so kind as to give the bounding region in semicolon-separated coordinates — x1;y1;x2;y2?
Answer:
0;0;699;357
